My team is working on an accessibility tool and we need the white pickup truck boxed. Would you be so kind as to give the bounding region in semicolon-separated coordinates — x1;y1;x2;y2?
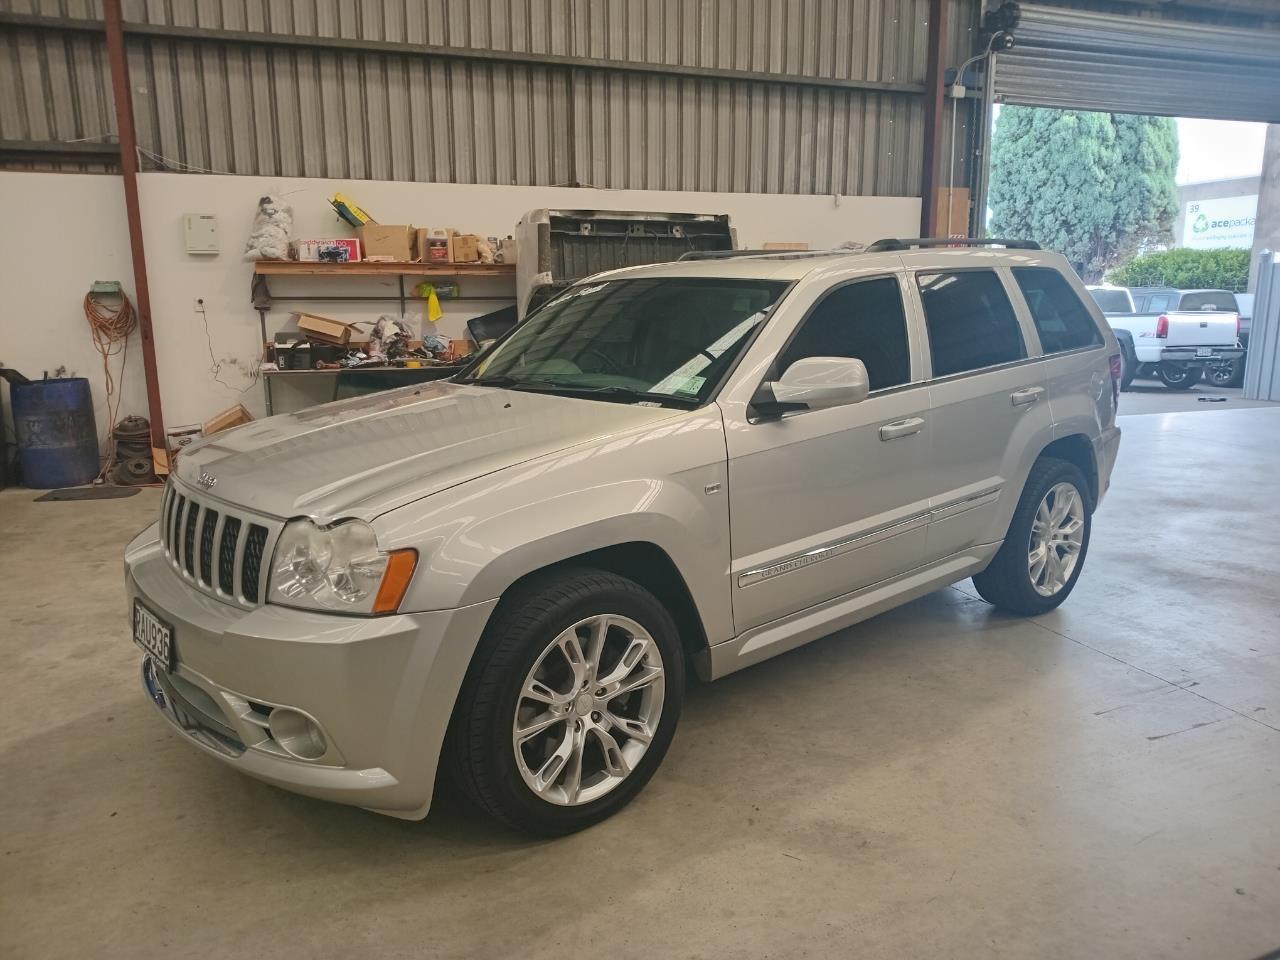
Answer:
1086;286;1243;390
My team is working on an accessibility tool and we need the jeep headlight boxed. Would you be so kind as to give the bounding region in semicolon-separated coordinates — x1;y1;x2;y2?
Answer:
269;518;417;615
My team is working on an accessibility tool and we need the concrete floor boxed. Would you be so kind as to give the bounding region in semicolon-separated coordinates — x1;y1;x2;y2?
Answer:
2;407;1279;960
1117;382;1275;417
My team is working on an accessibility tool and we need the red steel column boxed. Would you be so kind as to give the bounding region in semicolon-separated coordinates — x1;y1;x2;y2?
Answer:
103;0;166;453
920;0;949;237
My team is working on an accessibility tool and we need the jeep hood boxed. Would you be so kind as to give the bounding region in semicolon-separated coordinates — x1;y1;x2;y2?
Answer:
173;380;680;521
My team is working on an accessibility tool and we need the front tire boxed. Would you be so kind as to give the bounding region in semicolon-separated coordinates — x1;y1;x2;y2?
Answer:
972;458;1093;616
449;568;685;836
1156;362;1201;390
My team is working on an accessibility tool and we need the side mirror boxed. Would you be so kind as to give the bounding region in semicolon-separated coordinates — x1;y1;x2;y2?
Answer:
751;357;870;419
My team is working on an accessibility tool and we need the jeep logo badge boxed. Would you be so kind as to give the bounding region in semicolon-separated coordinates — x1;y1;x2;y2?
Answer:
196;471;217;490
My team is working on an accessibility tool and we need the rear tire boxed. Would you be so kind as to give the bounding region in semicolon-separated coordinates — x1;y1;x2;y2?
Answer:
448;568;684;836
1206;356;1244;388
1156;362;1201;390
1119;344;1137;392
1111;332;1137;393
972;458;1093;616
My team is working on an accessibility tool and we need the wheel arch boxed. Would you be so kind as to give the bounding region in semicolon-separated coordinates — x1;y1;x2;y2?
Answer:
480;541;713;681
1038;434;1098;508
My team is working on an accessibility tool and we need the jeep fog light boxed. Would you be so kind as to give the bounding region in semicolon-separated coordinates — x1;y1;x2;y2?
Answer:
268;708;327;761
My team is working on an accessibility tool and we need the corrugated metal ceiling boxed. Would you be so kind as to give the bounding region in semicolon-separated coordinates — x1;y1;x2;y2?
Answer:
992;3;1280;123
1;0;975;195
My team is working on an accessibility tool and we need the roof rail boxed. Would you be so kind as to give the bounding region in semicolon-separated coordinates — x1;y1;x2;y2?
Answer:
866;237;1041;252
676;249;838;261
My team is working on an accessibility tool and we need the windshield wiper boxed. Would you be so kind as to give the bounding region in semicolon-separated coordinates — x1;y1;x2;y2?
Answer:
526;384;701;408
466;376;698;407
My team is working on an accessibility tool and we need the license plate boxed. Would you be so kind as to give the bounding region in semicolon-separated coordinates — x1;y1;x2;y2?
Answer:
1196;347;1213;358
133;600;174;672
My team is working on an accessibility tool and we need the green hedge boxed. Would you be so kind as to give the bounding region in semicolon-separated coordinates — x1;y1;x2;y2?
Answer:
1106;248;1250;292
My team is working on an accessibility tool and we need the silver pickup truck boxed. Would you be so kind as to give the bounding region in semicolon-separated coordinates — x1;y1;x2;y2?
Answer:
125;240;1122;835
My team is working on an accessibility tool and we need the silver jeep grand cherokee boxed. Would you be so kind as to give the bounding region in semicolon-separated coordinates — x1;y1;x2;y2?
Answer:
125;240;1122;835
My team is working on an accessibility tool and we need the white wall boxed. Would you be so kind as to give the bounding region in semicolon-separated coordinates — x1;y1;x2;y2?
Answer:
5;171;920;432
0;173;147;459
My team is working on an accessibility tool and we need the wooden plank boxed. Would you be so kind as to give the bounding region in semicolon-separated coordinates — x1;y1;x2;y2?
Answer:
253;261;515;278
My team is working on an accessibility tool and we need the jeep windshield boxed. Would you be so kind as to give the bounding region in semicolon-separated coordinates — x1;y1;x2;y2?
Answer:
461;277;789;405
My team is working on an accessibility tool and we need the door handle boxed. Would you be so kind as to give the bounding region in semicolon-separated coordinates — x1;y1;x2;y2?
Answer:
1011;386;1045;406
879;417;925;441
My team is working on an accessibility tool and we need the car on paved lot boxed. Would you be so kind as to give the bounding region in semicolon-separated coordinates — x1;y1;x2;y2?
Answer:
1089;285;1243;390
125;239;1123;835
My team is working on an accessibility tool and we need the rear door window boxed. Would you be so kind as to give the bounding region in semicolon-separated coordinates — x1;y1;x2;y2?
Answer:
1145;294;1174;312
917;270;1026;377
1013;268;1104;353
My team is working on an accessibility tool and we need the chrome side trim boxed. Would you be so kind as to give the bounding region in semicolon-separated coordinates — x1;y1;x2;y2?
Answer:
928;489;1000;522
736;487;1003;589
712;544;1003;681
737;513;930;588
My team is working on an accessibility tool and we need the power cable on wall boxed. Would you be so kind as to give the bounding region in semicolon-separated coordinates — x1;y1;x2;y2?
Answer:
195;300;260;396
84;288;137;479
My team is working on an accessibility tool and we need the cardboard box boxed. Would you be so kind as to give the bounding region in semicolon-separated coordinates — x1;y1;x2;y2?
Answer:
202;403;253;436
165;424;202;457
293;238;361;263
294;312;354;345
356;224;415;261
935;187;970;239
452;234;482;263
417;227;456;263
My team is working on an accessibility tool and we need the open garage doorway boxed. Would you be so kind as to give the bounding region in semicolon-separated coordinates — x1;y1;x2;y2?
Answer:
967;1;1280;413
985;103;1267;409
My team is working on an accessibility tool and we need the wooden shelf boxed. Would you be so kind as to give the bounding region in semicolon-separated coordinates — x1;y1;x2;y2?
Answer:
253;261;515;278
262;364;463;377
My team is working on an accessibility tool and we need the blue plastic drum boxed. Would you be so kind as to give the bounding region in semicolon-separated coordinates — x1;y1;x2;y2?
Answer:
11;377;100;488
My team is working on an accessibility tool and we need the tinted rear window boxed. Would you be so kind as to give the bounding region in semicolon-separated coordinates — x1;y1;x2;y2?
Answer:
917;270;1025;377
1179;291;1238;312
1015;269;1104;354
1089;288;1132;313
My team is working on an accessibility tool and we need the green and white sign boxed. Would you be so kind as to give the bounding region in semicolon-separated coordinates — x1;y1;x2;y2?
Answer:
1183;194;1257;250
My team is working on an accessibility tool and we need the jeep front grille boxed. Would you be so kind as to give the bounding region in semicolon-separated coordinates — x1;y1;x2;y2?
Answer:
158;481;282;608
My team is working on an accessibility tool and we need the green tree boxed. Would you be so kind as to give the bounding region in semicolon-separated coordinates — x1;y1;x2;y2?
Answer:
988;107;1179;281
1108;247;1250;292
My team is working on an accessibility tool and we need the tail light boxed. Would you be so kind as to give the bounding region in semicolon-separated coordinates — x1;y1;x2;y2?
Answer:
1108;353;1122;406
1155;315;1169;338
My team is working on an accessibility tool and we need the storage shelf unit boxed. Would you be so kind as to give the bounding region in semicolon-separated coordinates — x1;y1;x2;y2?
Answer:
253;261;514;278
249;260;516;414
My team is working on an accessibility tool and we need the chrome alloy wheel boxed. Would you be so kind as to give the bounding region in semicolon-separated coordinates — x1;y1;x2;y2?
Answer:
513;615;665;806
1028;481;1085;597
